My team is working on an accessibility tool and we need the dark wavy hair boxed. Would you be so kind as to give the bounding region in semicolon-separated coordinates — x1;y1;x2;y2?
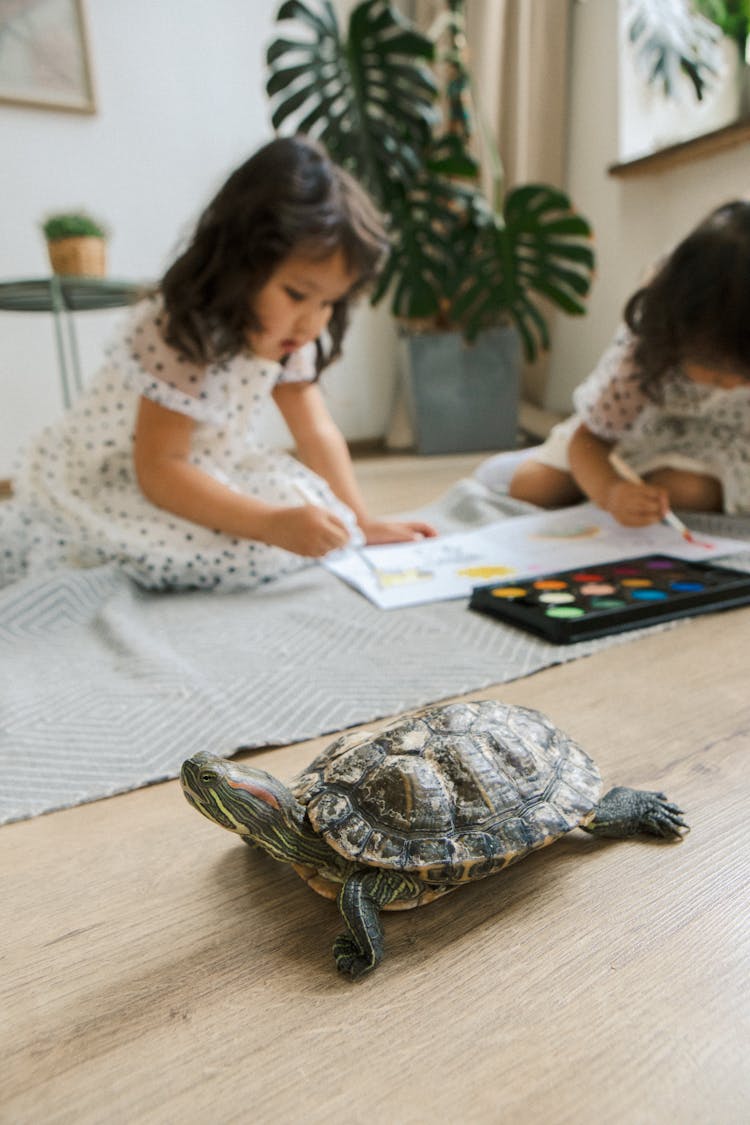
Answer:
623;200;750;400
160;136;388;373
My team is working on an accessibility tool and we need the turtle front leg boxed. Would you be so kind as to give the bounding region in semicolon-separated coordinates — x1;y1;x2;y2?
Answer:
334;870;417;980
584;786;688;839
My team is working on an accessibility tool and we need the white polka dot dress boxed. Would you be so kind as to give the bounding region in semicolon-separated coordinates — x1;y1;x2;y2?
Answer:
533;324;750;514
3;297;360;590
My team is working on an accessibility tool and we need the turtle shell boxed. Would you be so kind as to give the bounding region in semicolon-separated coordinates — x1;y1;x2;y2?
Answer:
291;700;602;883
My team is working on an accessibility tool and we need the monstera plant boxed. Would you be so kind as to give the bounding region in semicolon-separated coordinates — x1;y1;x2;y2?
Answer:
266;0;594;452
266;0;594;362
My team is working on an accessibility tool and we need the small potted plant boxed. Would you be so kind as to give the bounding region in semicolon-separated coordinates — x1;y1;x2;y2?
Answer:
41;211;108;277
266;0;596;453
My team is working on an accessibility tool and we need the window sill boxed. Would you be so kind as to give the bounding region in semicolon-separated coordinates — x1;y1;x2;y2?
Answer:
608;116;750;177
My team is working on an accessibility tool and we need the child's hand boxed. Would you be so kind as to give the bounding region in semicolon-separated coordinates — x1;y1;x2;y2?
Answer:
264;504;352;557
603;480;668;527
359;518;438;545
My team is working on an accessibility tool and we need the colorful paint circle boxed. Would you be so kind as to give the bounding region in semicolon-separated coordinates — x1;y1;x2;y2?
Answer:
646;559;675;569
458;565;516;579
670;580;704;591
490;586;528;599
572;572;604;582
533;579;569;590
579;582;615;596
545;606;585;618
620;578;653;588
538;592;576;604
589;597;627;608
630;589;668;600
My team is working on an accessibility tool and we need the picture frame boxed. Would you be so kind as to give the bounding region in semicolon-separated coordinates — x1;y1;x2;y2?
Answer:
0;0;96;114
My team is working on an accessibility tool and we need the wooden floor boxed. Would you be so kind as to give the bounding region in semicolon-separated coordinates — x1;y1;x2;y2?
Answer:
3;453;749;1125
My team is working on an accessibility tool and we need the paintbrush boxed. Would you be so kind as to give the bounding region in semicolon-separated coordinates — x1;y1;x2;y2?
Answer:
608;452;695;542
290;479;382;584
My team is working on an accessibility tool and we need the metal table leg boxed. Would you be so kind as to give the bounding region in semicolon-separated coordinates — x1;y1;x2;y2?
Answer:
49;275;75;409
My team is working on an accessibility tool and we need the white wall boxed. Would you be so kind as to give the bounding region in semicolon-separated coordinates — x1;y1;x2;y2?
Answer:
0;0;397;477
545;0;750;416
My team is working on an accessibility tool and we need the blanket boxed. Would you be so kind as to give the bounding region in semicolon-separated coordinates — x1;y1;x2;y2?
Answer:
2;480;748;824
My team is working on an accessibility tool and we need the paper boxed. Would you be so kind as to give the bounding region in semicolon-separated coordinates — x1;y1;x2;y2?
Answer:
324;502;750;609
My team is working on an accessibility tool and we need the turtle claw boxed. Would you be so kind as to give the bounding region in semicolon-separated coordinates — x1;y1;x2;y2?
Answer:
634;790;689;838
640;803;689;838
333;934;378;980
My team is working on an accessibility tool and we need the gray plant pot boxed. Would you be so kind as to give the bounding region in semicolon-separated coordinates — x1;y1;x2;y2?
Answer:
397;325;521;455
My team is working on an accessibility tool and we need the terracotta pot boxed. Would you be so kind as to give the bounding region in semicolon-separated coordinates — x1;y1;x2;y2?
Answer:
47;236;107;277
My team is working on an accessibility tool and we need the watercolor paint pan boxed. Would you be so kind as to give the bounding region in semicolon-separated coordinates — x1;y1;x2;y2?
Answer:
469;554;750;644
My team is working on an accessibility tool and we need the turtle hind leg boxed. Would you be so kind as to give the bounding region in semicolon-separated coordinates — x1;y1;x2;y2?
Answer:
584;786;689;840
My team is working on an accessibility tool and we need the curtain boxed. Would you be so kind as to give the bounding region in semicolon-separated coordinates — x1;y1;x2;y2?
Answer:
465;0;571;192
409;0;574;408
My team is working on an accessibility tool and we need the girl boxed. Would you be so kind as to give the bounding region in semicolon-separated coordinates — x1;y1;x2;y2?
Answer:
3;137;435;590
484;200;750;526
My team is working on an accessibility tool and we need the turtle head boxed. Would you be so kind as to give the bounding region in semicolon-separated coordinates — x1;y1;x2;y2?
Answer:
180;752;308;862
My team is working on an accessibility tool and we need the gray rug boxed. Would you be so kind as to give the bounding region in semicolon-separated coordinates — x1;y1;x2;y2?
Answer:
2;480;749;825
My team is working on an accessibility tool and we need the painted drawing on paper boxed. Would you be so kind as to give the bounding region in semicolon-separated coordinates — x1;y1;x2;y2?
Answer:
324;502;749;609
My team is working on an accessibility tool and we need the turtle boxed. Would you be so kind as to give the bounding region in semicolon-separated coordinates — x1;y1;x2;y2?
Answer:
180;699;688;980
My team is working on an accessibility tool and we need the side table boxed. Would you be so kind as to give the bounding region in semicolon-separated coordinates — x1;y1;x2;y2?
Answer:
0;276;148;409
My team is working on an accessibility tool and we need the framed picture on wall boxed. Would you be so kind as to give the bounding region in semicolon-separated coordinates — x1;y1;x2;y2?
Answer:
0;0;96;114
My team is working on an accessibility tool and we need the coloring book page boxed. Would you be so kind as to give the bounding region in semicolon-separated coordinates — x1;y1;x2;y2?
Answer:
323;502;750;609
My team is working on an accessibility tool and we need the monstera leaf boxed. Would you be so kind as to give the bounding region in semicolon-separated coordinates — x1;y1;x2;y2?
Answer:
450;186;595;360
267;0;437;203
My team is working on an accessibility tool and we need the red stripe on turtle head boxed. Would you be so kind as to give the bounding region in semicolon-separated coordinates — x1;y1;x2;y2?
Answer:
226;777;281;809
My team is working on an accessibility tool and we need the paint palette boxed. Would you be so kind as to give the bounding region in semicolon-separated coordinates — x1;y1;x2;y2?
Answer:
469;554;750;644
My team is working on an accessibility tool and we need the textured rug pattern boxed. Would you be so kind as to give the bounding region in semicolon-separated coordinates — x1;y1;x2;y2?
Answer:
2;482;749;825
